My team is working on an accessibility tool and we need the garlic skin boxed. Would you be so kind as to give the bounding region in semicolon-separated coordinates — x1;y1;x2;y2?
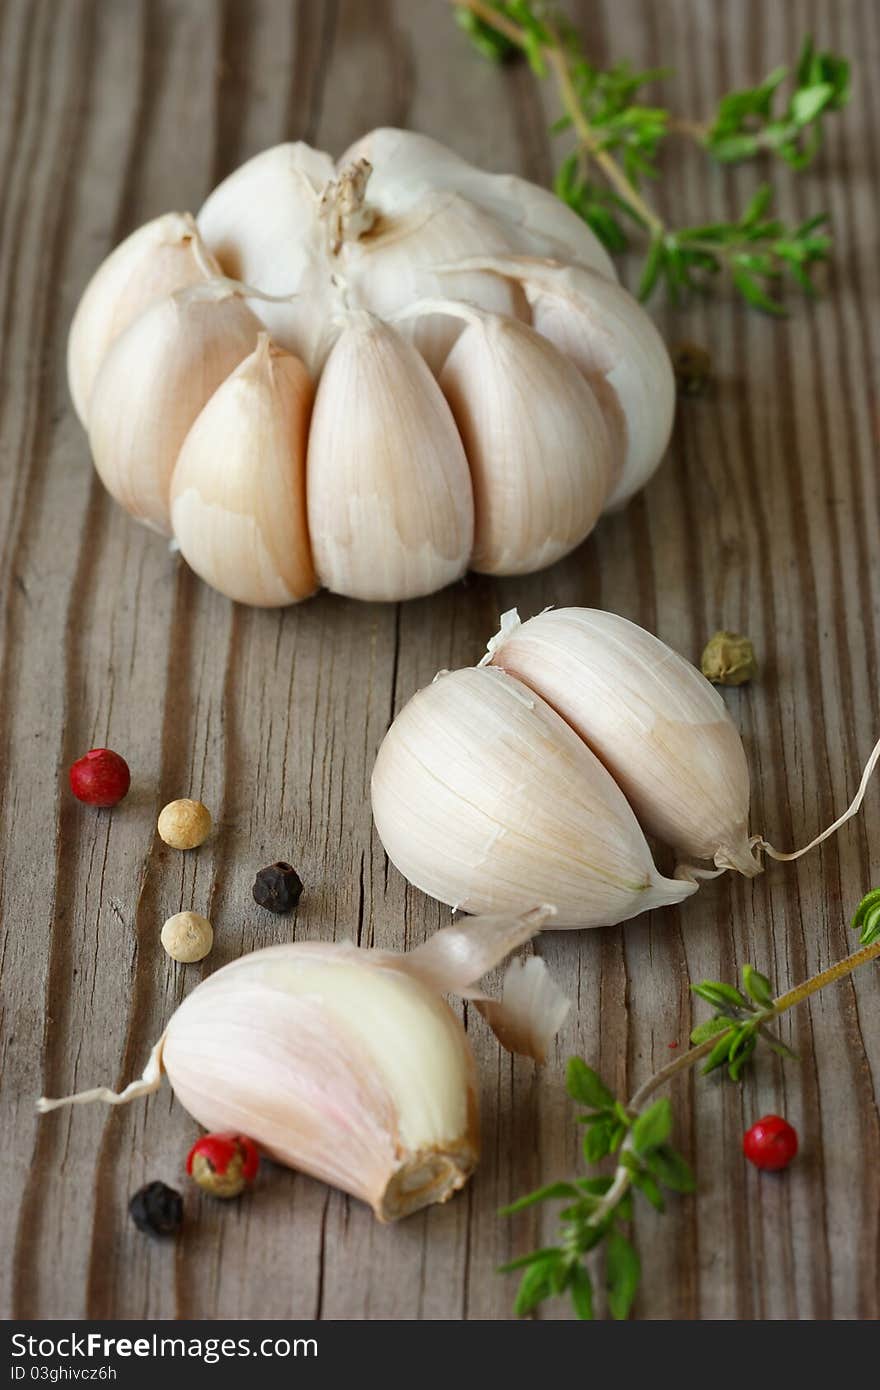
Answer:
37;910;566;1222
439;310;613;574
67;212;221;427
197;142;338;371
340;127;617;279
88;284;262;532
306;312;474;600
371;665;697;927
484;608;756;875
343;192;526;372
171;334;316;605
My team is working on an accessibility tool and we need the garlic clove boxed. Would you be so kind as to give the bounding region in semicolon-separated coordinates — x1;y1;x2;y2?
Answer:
170;334;317;606
37;912;567;1222
449;256;675;509
370;664;697;927
340;127;616;279
87;284;262;533
197;142;338;371
162;949;479;1221
483;607;757;874
67;212;221;427
438;310;614;575
342;191;527;372
306;311;474;601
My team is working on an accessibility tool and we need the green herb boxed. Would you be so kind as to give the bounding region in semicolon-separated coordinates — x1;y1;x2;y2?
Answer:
452;1;850;311
500;889;880;1320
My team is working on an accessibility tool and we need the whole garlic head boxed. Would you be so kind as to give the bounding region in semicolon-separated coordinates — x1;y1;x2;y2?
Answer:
69;129;676;605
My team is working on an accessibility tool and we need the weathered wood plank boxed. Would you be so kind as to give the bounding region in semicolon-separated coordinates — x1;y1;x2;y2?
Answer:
1;0;877;1320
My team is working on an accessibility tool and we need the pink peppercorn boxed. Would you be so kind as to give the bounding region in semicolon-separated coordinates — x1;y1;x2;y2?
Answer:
69;748;131;807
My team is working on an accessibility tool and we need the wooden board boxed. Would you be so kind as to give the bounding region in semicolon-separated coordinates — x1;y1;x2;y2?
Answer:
1;0;878;1321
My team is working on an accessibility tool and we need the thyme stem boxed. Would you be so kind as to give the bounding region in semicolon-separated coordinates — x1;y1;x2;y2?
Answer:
453;0;665;236
587;936;880;1227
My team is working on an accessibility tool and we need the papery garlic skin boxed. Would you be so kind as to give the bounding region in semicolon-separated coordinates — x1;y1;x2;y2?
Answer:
306;312;474;600
371;665;696;927
340;127;617;280
343;193;527;372
88;284;262;532
439;311;613;574
162;945;479;1221
67;212;221;427
484;608;756;874
197;142;338;372
171;334;316;605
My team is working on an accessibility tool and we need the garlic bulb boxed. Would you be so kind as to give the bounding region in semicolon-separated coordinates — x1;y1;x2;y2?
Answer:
483;607;755;874
171;334;316;605
37;910;568;1221
371;665;696;927
69;128;676;605
484;607;880;879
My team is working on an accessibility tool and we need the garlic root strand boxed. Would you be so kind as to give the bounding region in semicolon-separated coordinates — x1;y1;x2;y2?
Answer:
755;732;880;864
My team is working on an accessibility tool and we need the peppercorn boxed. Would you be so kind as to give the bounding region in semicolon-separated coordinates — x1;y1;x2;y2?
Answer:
161;910;213;963
743;1115;799;1171
252;861;304;914
69;748;131;807
129;1181;183;1235
158;798;212;850
701;630;758;686
186;1132;260;1198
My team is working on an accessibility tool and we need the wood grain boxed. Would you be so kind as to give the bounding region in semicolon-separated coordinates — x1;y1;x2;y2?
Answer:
1;0;878;1320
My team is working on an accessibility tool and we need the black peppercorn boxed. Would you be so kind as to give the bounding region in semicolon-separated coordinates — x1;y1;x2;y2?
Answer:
253;861;304;914
129;1181;183;1236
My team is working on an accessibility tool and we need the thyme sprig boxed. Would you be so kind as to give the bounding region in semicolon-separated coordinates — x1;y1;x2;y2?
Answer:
452;0;850;310
502;890;880;1320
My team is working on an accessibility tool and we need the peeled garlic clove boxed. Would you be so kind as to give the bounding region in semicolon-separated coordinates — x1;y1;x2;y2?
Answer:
170;334;316;606
343;192;526;372
67;212;221;427
37;911;565;1221
438;310;613;574
340;127;616;279
371;665;696;927
484;607;756;875
306;312;474;601
88;284;262;533
197;142;338;369
451;256;675;509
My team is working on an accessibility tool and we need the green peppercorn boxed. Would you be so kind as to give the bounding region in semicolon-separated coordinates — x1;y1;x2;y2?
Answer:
672;342;712;396
252;862;304;914
129;1181;183;1236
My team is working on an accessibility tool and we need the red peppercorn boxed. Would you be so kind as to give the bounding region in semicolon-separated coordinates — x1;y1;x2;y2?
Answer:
186;1132;259;1199
69;748;131;807
743;1115;798;1171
